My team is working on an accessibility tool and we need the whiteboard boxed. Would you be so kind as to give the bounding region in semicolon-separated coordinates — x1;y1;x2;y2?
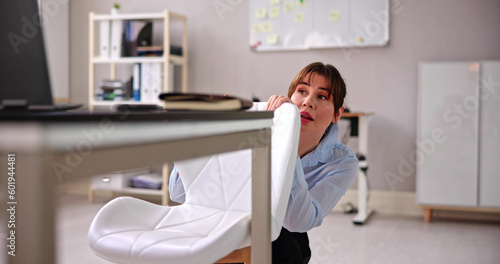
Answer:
250;0;390;51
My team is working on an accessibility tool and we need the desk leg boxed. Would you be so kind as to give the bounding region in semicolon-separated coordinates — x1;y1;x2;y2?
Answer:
161;163;170;206
251;130;272;264
8;154;56;264
353;115;373;225
353;160;373;225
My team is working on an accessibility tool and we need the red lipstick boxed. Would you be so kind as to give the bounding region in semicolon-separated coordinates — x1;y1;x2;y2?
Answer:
300;111;313;123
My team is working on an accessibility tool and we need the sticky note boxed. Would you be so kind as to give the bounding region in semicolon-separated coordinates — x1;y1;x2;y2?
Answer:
267;33;279;45
270;0;281;5
357;36;364;43
262;22;273;32
253;23;263;33
297;0;306;8
284;2;294;12
256;8;267;19
329;10;341;21
294;12;305;23
269;7;280;18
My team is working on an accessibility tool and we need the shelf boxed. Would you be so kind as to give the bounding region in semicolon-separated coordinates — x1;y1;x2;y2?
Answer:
92;11;186;21
168;55;185;65
92;55;184;65
120;187;163;196
93;12;165;21
89;9;188;113
93;57;163;64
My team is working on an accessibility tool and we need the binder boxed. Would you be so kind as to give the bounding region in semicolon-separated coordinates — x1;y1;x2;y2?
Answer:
140;63;151;102
110;19;123;58
149;63;163;103
132;63;141;101
99;20;111;58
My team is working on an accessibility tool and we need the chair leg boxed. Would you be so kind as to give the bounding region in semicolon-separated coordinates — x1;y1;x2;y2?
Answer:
214;246;251;264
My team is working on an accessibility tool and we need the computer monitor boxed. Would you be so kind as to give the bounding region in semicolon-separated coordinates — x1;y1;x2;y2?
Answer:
0;0;80;110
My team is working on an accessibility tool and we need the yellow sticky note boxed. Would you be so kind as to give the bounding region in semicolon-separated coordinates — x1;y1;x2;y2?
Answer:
284;2;294;12
253;23;263;33
270;0;281;5
267;33;279;45
294;12;305;23
256;8;267;19
269;7;280;18
297;0;307;8
329;10;341;21
357;36;364;43
262;22;273;32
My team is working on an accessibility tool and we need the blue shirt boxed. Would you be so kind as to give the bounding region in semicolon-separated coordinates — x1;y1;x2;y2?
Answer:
169;123;358;233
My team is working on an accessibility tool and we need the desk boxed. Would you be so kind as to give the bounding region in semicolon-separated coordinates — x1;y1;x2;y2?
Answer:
342;112;374;225
0;110;274;264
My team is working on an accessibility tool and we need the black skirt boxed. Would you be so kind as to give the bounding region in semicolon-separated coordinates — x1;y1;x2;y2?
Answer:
272;227;311;264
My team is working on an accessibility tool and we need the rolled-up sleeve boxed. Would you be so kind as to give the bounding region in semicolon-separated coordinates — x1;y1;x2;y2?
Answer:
283;154;358;232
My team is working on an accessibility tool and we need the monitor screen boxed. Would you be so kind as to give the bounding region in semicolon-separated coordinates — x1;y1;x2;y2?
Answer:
0;0;54;107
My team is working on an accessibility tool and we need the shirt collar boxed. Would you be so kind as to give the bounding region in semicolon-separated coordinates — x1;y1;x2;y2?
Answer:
301;123;339;166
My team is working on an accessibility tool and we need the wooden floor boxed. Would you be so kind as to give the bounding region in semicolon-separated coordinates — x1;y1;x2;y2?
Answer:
56;194;500;264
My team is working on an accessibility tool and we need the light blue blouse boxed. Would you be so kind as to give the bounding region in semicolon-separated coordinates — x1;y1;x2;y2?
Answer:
169;123;358;233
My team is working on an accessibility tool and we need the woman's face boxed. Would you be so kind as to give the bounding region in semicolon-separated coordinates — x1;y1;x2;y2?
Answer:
290;73;340;135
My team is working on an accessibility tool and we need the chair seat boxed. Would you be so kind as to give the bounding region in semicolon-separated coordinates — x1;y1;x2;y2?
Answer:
89;197;251;264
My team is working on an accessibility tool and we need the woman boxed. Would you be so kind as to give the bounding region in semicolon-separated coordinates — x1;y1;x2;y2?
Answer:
265;62;358;263
170;62;358;264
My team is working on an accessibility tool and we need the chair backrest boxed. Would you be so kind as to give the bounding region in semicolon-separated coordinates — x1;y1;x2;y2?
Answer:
175;102;300;240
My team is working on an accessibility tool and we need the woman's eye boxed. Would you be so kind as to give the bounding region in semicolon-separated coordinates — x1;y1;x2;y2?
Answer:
298;89;306;94
319;95;328;100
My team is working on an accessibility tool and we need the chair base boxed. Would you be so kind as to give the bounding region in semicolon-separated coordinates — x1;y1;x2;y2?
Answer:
215;246;251;264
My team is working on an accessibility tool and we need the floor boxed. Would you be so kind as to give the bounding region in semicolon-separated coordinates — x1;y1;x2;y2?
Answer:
56;194;500;264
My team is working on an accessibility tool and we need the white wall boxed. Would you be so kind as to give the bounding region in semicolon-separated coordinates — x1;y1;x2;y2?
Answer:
40;0;70;100
70;0;500;192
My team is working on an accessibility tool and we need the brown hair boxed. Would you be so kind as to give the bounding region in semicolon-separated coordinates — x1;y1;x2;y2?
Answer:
287;62;347;118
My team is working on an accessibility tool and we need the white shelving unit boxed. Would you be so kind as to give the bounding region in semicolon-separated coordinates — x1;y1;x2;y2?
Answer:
88;10;188;110
89;164;172;206
88;10;187;205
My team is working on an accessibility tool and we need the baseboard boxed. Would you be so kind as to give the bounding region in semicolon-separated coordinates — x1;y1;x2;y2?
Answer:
331;189;424;217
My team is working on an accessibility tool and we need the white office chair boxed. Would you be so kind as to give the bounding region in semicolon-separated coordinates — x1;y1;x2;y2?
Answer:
88;102;300;264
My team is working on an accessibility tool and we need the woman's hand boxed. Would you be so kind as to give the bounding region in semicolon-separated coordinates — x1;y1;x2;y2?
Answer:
266;95;293;111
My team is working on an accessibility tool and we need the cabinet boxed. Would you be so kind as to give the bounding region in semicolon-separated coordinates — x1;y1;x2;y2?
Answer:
88;10;188;110
416;61;500;221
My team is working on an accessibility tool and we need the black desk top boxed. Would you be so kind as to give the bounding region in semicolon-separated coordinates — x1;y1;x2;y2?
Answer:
0;109;274;122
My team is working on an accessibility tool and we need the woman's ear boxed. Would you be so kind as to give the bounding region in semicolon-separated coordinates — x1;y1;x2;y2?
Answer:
332;106;345;123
